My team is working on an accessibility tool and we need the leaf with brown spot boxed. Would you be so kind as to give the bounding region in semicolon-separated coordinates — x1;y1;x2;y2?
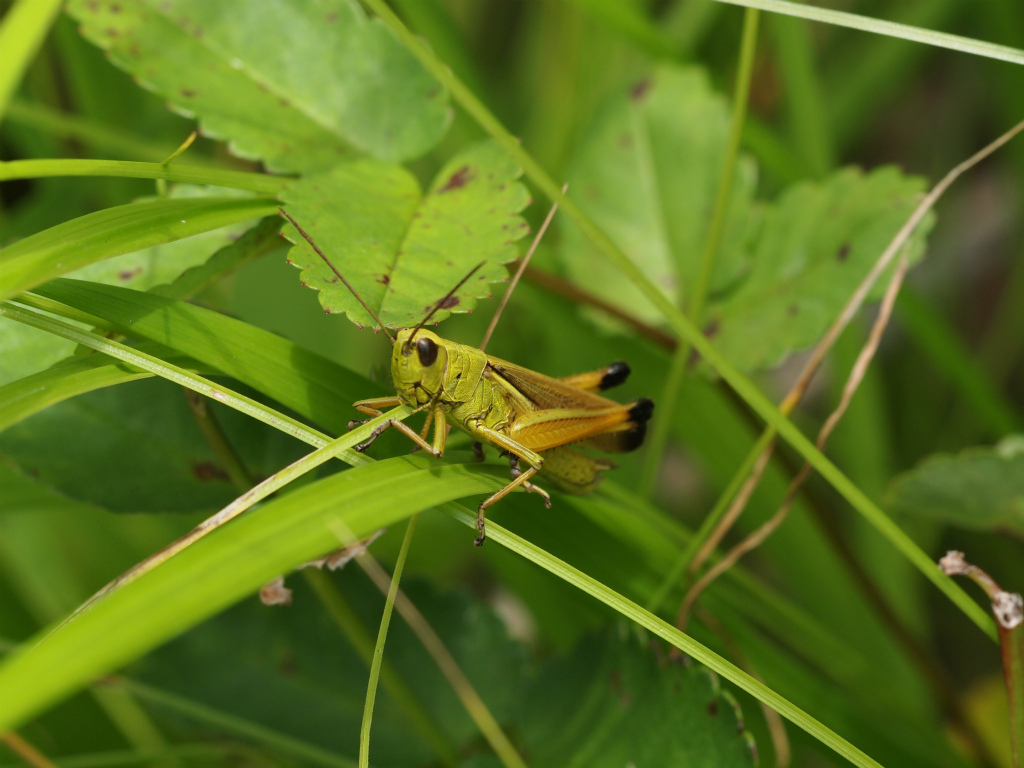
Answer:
282;141;530;329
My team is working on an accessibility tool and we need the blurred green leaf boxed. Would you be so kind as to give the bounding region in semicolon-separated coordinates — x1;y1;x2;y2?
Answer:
558;65;758;326
0;196;276;302
706;165;930;372
0;0;64;118
557;63;932;373
0;200;274;387
887;436;1024;536
65;0;452;172
30;279;379;434
0;377;304;513
518;631;755;767
282;140;530;329
0;342;195;433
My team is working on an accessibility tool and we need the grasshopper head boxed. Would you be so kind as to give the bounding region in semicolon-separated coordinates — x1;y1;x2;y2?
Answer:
392;328;448;406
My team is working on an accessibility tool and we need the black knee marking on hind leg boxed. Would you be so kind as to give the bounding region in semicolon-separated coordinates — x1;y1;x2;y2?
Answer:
600;361;631;390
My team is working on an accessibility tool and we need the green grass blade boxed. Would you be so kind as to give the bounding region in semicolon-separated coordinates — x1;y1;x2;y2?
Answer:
0;0;64;118
898;289;1023;437
0;302;336;449
0;457;504;732
118;678;359;768
0;197;277;301
5;100;219;164
29;279;378;434
713;0;1024;66
436;506;884;768
0;158;288;194
360;516;417;768
0;343;197;433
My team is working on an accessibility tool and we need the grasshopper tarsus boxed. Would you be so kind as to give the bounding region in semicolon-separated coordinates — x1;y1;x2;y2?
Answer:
475;507;487;547
347;417;371;430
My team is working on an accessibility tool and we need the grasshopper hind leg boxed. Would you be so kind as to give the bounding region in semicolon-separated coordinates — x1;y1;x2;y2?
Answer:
474;456;551;546
508;455;551;507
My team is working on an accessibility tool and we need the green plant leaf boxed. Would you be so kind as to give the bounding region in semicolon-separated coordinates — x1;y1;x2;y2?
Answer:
705;165;930;371
0;194;275;388
65;0;452;172
556;63;932;373
0;342;196;433
0;377;304;514
0;456;504;732
886;436;1024;536
0;196;277;302
558;65;758;325
0;0;64;119
29;279;378;434
518;632;755;767
282;140;530;329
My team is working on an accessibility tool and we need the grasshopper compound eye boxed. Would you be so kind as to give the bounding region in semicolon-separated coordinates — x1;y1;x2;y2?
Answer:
416;336;438;367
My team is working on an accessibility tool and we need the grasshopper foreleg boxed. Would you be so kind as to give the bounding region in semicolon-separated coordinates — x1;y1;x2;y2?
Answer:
349;398;443;457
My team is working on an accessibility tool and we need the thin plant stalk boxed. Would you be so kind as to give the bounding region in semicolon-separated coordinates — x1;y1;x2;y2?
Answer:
359;516;419;768
336;521;529;768
639;6;760;497
711;0;1024;67
480;188;564;351
678;253;911;630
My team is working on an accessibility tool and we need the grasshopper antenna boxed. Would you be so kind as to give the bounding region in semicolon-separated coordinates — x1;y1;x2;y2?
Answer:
479;184;566;352
278;207;396;344
406;261;486;348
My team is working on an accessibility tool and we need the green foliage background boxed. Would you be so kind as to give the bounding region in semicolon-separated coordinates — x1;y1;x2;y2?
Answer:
1;1;1023;767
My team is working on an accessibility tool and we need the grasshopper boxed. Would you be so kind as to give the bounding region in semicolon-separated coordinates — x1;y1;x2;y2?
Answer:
281;209;653;545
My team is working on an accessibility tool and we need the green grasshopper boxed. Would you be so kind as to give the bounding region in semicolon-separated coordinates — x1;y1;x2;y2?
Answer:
281;209;653;545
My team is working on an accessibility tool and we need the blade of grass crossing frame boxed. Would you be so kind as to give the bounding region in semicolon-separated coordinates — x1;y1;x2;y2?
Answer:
360;516;418;768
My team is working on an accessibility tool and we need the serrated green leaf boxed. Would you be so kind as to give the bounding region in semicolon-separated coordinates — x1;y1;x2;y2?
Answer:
556;63;932;373
0;456;505;732
0;196;277;302
706;165;931;371
30;279;382;434
520;632;756;767
66;0;452;172
283;141;530;329
558;65;759;326
886;436;1024;536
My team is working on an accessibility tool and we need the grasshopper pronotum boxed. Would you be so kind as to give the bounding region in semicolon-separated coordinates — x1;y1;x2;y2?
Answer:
281;209;653;545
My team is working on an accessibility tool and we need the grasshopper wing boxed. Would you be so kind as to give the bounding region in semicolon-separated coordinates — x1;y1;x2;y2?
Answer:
488;359;653;453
